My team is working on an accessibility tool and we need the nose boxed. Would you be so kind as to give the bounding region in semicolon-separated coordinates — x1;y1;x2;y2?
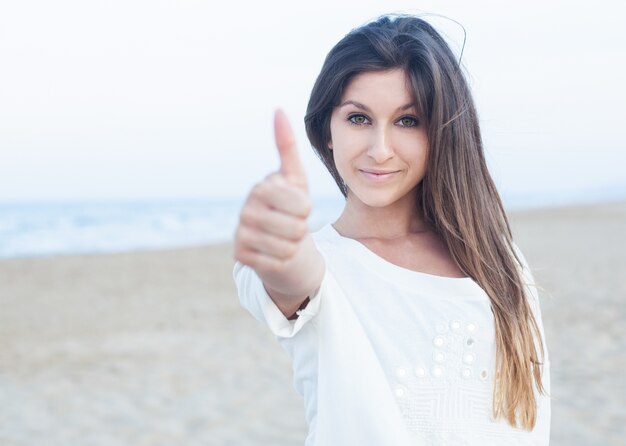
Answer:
367;127;394;164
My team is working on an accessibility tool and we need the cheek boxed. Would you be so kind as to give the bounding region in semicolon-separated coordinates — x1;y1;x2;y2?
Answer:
329;125;356;167
330;126;369;157
332;148;351;176
331;136;364;173
399;133;429;162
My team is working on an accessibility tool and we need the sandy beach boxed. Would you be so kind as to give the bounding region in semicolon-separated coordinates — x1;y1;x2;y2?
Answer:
0;200;624;445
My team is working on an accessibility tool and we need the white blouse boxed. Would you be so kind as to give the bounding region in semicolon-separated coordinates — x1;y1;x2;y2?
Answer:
233;223;551;446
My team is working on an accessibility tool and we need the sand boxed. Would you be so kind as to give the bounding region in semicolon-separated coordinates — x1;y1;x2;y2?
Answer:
0;200;624;445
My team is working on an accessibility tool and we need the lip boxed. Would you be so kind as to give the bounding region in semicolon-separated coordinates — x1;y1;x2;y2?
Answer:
359;169;400;181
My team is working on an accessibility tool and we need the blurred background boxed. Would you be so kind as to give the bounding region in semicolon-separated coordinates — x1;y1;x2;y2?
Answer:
0;0;624;445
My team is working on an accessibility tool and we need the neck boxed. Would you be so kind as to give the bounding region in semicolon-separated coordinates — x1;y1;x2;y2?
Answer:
333;190;430;240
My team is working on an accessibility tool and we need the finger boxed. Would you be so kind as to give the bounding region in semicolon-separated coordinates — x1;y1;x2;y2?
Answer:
234;248;287;274
250;175;312;218
236;225;300;261
239;202;309;241
274;108;307;186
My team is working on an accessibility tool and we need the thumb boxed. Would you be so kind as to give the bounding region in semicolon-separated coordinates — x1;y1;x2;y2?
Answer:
274;108;307;187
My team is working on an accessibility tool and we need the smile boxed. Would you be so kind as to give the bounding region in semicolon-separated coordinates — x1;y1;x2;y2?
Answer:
359;169;400;181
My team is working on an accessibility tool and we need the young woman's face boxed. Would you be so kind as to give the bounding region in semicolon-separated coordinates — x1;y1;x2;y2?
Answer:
329;68;428;209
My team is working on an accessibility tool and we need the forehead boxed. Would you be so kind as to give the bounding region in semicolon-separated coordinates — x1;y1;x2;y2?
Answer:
341;68;413;103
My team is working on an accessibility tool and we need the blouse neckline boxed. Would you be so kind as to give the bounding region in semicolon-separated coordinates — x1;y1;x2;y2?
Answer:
318;222;485;296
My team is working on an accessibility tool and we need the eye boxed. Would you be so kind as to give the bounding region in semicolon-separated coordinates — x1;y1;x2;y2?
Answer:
347;114;370;126
397;116;419;127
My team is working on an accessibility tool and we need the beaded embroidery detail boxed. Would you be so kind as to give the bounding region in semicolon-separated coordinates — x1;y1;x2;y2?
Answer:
392;319;495;431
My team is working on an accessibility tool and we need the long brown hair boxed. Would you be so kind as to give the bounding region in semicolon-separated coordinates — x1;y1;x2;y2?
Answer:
304;14;547;430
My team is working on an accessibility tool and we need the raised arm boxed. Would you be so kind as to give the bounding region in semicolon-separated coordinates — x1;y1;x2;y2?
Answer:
233;109;325;319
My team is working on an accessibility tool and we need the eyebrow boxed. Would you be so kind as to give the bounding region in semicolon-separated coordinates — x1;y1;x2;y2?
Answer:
338;100;416;113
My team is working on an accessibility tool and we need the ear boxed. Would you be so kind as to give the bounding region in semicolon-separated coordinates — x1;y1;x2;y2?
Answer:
328;141;333;150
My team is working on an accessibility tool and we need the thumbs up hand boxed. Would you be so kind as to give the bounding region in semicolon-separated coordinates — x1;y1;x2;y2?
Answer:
234;110;324;303
274;108;309;192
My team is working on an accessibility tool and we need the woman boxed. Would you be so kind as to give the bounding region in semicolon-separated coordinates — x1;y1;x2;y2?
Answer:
233;13;550;445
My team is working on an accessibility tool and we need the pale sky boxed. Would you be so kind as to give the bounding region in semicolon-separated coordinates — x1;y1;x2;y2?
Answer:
0;0;624;202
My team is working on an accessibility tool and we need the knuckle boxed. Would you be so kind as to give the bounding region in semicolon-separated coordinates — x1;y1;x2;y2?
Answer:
292;191;311;215
236;226;253;246
272;240;296;261
249;187;260;201
251;182;269;200
285;241;299;258
234;226;243;242
300;200;312;217
289;219;308;241
294;220;308;239
233;247;252;266
239;206;257;226
263;258;285;274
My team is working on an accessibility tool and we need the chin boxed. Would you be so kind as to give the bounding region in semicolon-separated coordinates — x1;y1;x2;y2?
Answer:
349;188;401;208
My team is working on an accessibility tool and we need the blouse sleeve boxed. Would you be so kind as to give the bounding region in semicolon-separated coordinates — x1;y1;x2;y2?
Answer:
232;261;325;339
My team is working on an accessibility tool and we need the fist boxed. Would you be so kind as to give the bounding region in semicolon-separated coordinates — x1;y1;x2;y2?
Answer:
234;109;312;273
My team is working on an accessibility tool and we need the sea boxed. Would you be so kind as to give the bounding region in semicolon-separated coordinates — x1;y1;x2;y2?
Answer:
1;187;625;259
